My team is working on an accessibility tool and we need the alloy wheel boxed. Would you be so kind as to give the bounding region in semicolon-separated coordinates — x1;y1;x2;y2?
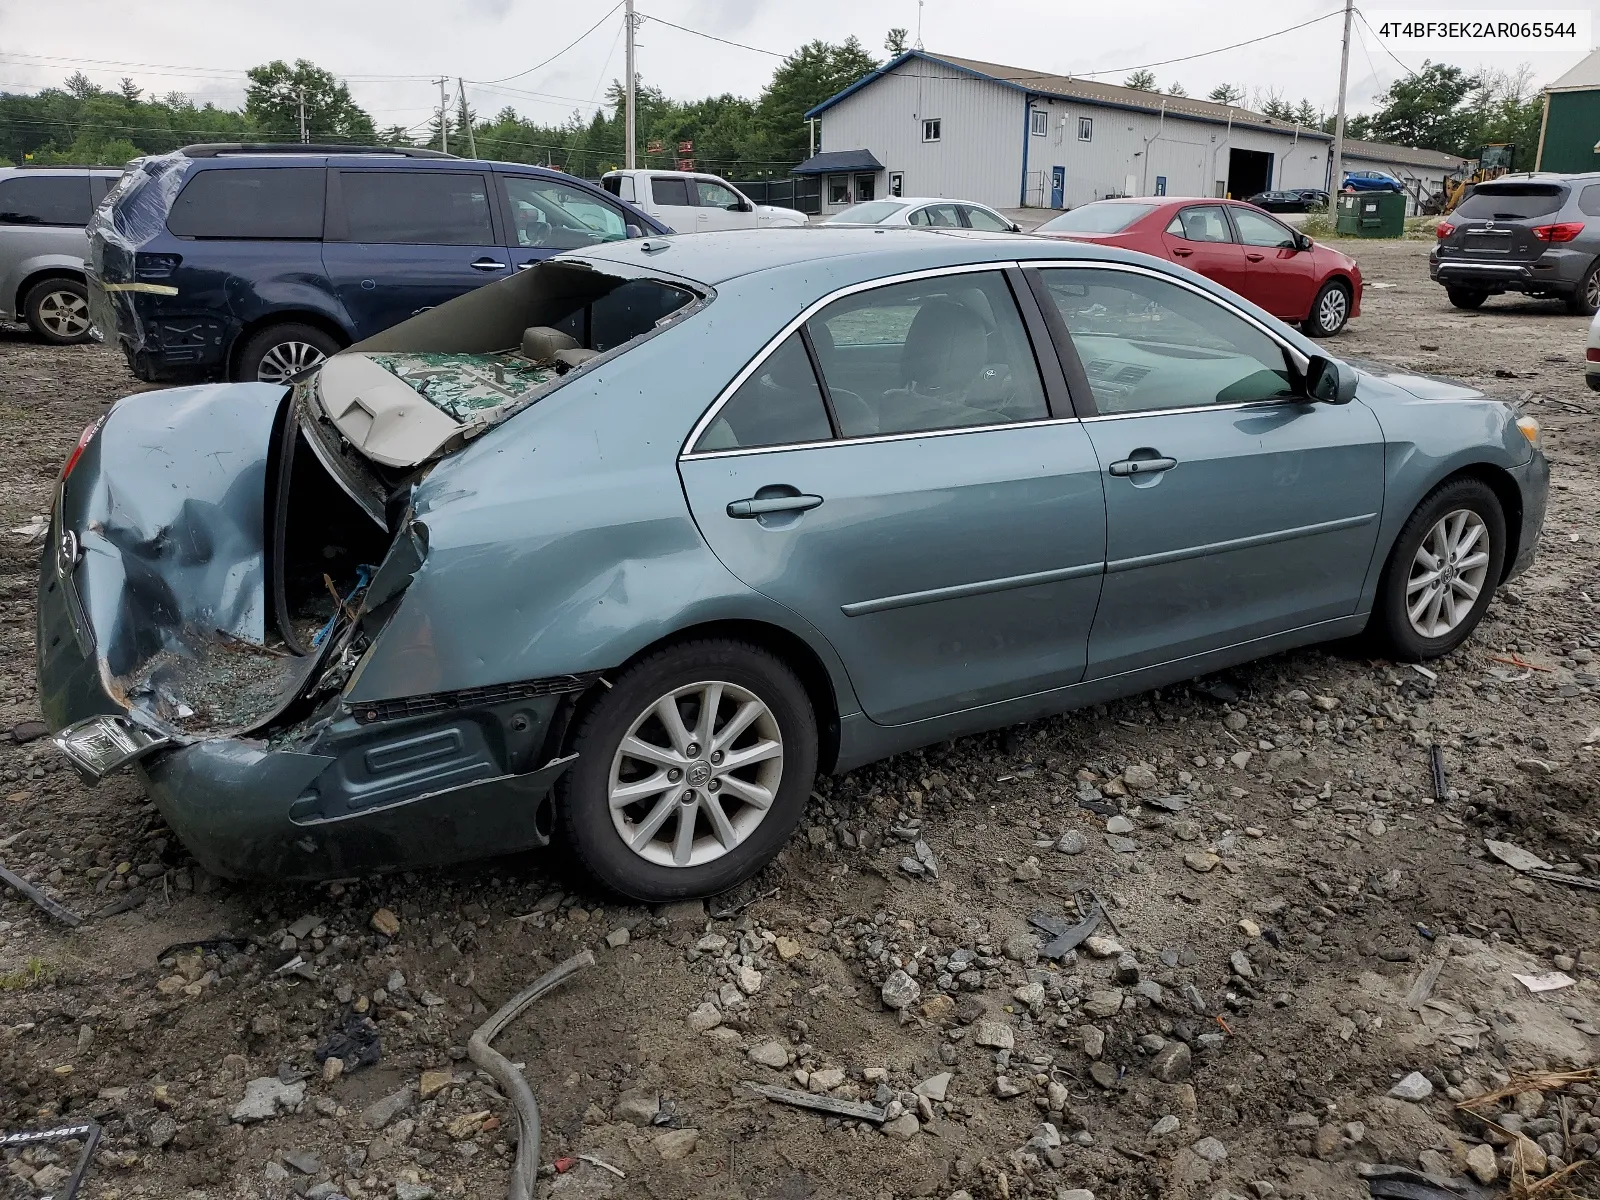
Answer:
1317;287;1348;333
1586;270;1600;308
1406;508;1490;639
607;680;784;869
256;340;328;384
38;289;91;339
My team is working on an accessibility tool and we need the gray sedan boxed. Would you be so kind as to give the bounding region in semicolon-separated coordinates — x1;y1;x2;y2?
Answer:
39;228;1548;900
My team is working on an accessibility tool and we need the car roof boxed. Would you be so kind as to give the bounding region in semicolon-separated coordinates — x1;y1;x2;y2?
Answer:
0;166;122;176
571;225;1163;287
175;150;585;181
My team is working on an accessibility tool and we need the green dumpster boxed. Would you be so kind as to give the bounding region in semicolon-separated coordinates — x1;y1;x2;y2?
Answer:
1335;191;1406;237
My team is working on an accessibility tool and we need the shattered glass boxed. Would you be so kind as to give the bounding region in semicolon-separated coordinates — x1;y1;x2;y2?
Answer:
365;352;560;423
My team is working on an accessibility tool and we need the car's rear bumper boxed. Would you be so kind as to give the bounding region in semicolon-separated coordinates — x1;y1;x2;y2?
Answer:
1429;248;1587;296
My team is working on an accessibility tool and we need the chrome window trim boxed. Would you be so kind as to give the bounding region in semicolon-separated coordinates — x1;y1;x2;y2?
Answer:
684;414;1085;460
680;260;1049;459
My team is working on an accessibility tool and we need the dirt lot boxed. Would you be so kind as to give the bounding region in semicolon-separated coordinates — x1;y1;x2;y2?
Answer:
0;238;1597;1200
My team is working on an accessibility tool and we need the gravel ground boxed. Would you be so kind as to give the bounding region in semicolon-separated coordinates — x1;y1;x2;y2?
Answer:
0;238;1597;1200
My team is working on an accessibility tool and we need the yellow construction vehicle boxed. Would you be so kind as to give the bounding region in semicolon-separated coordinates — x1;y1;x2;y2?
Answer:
1441;144;1516;213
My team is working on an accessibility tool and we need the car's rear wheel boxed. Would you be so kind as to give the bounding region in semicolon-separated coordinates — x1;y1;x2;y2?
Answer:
1565;261;1600;316
1587;372;1600;393
557;639;818;901
24;278;93;345
1371;478;1505;661
236;322;340;384
1303;280;1351;337
1446;286;1488;310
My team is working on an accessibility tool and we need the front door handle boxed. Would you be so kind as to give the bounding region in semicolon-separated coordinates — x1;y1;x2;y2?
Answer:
1170;247;1193;257
1108;456;1177;477
1244;252;1265;262
471;257;507;271
727;494;824;518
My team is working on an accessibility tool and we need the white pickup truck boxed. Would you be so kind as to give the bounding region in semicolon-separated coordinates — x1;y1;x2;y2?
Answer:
600;170;807;234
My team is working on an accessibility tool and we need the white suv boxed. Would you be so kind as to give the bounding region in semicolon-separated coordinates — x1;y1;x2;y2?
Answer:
601;170;807;234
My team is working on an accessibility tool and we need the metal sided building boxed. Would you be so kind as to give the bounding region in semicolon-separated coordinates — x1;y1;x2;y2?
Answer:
1537;49;1600;173
797;51;1336;214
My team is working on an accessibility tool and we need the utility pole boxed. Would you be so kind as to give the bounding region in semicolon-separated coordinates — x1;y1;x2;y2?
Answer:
624;0;638;169
296;86;307;143
1330;0;1353;195
436;77;450;155
457;78;477;157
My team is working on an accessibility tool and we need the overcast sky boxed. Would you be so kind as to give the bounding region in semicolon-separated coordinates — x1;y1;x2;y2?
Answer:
1;0;1593;139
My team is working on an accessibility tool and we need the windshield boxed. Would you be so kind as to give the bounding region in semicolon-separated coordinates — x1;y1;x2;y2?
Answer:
1036;202;1158;234
1456;184;1568;220
825;200;908;224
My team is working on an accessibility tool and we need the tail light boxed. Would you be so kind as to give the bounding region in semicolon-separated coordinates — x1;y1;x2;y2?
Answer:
1435;221;1455;239
60;419;103;482
1587;347;1600;362
1532;222;1584;243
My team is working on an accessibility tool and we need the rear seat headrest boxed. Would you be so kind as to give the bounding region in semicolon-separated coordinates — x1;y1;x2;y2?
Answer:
521;326;579;363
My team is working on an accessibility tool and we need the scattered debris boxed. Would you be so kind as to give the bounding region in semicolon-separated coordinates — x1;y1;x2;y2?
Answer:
710;886;778;920
468;949;596;1200
1429;744;1446;801
314;1011;382;1071
0;859;83;926
0;1120;102;1200
578;1154;626;1179
1529;868;1600;892
1405;961;1444;1012
742;1082;887;1122
1029;898;1104;959
1484;841;1552;873
1512;971;1576;994
9;720;47;744
1488;653;1553;673
1356;1163;1466;1200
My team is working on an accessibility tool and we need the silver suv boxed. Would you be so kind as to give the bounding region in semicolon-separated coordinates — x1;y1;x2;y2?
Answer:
1430;172;1600;314
0;166;123;343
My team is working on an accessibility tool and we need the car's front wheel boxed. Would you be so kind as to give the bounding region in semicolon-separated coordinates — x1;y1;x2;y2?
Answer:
24;278;94;345
557;639;818;901
236;322;341;384
1565;260;1600;316
1371;478;1506;660
1303;280;1352;337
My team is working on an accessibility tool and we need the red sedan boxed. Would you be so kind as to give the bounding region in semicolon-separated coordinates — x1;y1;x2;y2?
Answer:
1032;198;1362;337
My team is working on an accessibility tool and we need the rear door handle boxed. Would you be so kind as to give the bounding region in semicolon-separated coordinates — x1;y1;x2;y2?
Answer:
1170;247;1193;257
727;494;824;518
1108;456;1177;477
471;257;507;271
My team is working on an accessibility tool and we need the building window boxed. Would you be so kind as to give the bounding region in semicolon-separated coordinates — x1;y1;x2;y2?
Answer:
828;175;850;205
889;172;904;197
923;118;941;142
1031;109;1048;137
855;173;876;202
1077;117;1093;142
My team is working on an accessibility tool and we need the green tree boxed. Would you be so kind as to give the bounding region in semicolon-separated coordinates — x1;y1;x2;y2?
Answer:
885;28;909;56
244;59;375;143
1345;61;1479;154
118;78;142;103
755;38;879;161
1292;99;1321;127
64;72;99;100
1256;89;1295;120
1207;83;1244;105
1166;82;1188;97
1468;66;1543;165
1124;69;1157;91
375;124;414;147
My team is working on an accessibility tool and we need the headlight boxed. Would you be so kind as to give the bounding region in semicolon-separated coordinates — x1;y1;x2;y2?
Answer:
1516;415;1541;451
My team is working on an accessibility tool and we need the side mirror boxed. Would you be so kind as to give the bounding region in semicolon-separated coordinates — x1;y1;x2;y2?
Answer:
1295;233;1313;251
1010;222;1023;233
1304;354;1357;404
735;201;753;213
625;223;644;239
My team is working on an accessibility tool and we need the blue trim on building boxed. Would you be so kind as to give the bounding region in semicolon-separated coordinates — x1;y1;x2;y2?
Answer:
803;49;1336;142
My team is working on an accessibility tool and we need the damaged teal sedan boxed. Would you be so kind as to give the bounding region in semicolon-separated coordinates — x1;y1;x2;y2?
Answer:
38;228;1548;900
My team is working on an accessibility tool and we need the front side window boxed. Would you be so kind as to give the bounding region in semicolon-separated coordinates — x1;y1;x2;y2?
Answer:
167;168;324;239
1166;205;1232;243
502;177;626;249
1078;117;1093;141
806;270;1048;437
0;175;92;227
650;177;692;207
1037;267;1296;415
695;179;742;209
694;332;833;452
923;118;942;142
339;171;491;245
961;205;1012;232
1031;110;1049;137
1229;207;1296;248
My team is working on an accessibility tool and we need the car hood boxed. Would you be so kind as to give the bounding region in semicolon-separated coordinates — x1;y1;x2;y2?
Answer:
757;205;806;224
1348;357;1487;401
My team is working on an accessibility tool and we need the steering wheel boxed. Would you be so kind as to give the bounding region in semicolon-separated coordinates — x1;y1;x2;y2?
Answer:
523;219;553;248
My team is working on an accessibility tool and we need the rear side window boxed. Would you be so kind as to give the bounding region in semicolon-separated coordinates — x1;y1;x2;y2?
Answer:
693;332;833;452
167;168;325;238
339;171;492;244
1579;185;1600;217
0;176;92;226
651;177;691;206
1455;184;1568;221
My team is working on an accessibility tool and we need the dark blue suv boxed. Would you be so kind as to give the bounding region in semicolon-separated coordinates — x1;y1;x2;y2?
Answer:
89;144;670;383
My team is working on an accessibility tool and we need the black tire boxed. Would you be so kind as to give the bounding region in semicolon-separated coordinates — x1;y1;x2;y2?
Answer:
1446;286;1488;310
23;277;93;345
1303;279;1352;337
1371;477;1506;661
1587;373;1600;393
234;322;341;384
1565;261;1600;316
556;639;818;902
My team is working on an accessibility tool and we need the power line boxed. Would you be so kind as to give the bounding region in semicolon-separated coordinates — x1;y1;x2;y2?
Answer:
1069;9;1346;77
640;14;788;58
0;51;435;83
1354;8;1420;78
469;4;624;85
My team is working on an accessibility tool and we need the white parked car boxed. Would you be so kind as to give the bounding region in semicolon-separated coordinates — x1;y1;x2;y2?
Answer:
1588;309;1600;390
822;197;1022;233
600;170;807;234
